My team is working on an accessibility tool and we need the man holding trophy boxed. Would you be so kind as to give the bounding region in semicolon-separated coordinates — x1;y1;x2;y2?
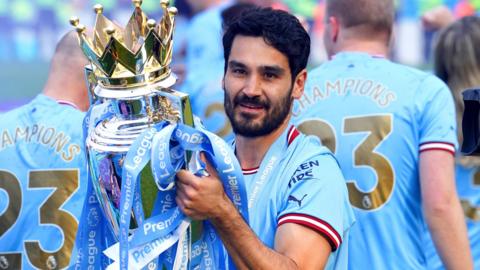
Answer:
72;1;353;269
176;8;354;269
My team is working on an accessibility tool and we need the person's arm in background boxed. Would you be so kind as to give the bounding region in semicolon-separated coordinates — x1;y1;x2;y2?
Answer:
422;5;456;31
420;150;473;270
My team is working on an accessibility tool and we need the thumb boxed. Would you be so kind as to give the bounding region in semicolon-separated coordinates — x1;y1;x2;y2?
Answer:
199;152;220;180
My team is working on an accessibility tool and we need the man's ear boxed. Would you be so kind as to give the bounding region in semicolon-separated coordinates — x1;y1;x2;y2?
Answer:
327;16;340;43
292;69;307;99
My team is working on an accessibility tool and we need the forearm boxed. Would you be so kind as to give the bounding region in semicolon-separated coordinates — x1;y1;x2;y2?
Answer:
420;151;473;269
211;202;298;270
424;196;472;269
175;168;329;269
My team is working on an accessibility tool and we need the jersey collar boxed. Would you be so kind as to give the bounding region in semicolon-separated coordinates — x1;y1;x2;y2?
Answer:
241;125;300;175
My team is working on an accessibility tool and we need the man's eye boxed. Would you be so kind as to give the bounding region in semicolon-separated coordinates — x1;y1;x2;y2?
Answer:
232;68;246;75
264;72;277;79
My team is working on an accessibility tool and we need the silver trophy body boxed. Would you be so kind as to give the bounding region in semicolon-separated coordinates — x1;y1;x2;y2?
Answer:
70;2;201;266
85;70;194;237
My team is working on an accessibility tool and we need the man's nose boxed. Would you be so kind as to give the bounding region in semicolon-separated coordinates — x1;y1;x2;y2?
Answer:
242;74;262;97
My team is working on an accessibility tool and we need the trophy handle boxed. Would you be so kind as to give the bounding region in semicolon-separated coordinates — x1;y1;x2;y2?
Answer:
84;66;98;105
180;96;204;244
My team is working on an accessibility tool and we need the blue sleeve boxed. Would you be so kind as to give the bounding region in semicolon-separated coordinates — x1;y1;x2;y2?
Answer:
278;153;355;251
416;75;458;153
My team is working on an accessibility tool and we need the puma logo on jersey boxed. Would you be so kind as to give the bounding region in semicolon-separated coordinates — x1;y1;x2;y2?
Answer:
288;194;307;207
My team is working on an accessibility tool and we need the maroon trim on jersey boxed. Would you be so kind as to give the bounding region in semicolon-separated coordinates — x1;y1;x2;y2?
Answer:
242;167;259;175
57;100;79;110
278;213;341;251
241;126;300;175
287;126;300;146
419;142;455;156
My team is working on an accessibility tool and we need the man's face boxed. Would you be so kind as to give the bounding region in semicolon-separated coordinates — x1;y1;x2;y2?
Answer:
223;35;299;137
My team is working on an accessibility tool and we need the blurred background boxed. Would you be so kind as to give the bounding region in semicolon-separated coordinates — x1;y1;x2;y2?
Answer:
0;0;478;112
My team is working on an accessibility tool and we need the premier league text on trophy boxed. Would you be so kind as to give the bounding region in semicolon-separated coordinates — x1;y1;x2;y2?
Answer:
70;1;249;269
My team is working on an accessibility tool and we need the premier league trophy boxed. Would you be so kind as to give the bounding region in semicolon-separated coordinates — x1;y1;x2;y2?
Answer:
69;1;225;269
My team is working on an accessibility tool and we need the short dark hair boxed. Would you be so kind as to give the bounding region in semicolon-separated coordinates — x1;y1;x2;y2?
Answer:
326;0;394;38
221;3;257;31
222;7;310;80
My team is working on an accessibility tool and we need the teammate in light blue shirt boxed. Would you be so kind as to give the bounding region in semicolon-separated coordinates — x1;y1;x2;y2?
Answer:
424;16;480;269
181;1;252;141
180;0;231;99
175;8;354;269
424;163;480;269
0;31;89;269
293;0;472;269
453;165;480;268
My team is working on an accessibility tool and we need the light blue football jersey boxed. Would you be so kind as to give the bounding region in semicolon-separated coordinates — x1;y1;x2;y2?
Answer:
292;52;457;269
179;1;234;141
424;162;480;269
180;1;231;99
0;94;87;269
238;125;355;269
191;75;234;141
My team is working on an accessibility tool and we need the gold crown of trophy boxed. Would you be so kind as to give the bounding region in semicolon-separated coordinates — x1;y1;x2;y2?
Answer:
70;1;200;267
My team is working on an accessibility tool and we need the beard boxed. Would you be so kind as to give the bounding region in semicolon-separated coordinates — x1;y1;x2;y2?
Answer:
224;87;293;137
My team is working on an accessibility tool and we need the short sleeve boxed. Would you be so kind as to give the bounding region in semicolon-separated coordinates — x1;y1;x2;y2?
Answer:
277;153;355;251
416;75;458;155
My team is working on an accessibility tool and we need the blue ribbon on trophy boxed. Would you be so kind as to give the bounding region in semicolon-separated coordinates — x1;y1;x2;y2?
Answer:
76;104;249;269
102;122;249;269
74;101;116;270
70;1;249;269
